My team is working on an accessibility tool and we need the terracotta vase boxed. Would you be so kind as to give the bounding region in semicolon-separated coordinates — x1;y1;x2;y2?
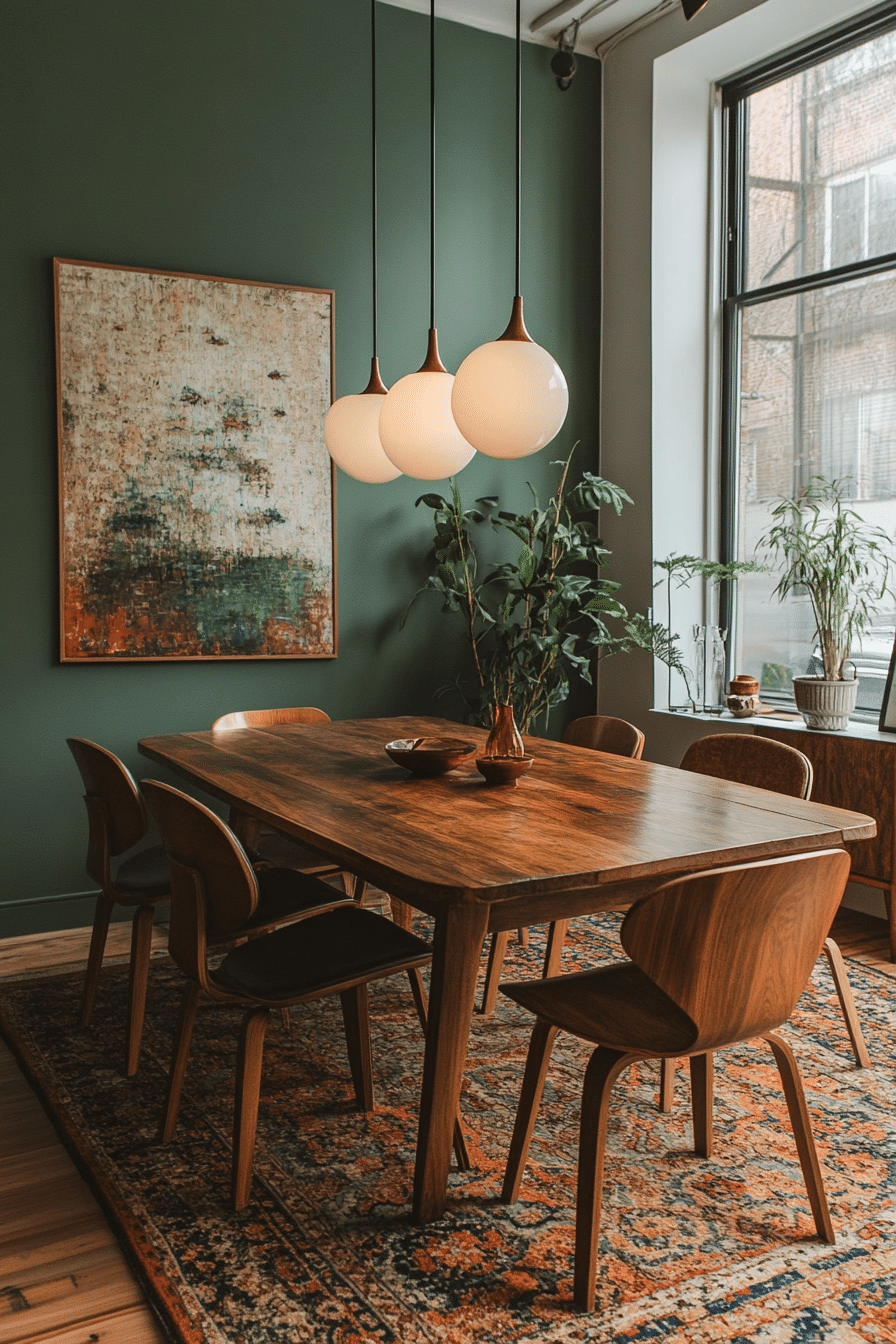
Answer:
482;702;525;758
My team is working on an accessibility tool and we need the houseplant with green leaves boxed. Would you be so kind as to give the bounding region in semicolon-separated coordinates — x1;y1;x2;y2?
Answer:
654;553;766;711
756;476;895;729
403;452;686;733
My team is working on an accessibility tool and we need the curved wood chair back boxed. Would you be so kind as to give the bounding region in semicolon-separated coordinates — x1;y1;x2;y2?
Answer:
67;737;148;881
211;707;331;731
141;780;259;967
621;848;851;1052
680;733;812;799
562;715;645;760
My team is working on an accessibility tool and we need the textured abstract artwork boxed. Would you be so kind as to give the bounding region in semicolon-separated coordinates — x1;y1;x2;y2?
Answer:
55;258;336;661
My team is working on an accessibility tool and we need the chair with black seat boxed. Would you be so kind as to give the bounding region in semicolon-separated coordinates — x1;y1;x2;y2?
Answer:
68;736;357;1076
67;737;173;1077
142;779;468;1210
500;848;849;1311
211;706;355;891
660;731;870;1107
479;715;646;1015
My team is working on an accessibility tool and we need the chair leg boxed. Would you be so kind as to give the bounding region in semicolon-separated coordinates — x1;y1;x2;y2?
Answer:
406;965;429;1028
79;894;115;1027
501;1019;560;1204
821;938;871;1068
339;985;374;1112
659;1057;676;1112
689;1052;714;1158
228;806;261;852
763;1031;835;1244
407;967;471;1173
351;874;367;903
159;982;201;1142
124;903;155;1077
232;1006;269;1211
542;919;569;979
574;1048;634;1312
481;931;511;1016
389;896;413;931
517;927;529;947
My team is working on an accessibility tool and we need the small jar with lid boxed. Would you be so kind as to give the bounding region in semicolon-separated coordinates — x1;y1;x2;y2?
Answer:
726;674;760;717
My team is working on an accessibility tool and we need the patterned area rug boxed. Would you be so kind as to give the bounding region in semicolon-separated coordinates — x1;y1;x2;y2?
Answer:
1;913;894;1344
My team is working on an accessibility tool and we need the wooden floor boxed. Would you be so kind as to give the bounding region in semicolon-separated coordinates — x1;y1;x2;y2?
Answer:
0;922;170;1344
0;909;892;1344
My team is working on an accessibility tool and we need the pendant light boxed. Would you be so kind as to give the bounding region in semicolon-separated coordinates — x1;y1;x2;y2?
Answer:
323;0;400;483
378;0;475;481
450;0;568;460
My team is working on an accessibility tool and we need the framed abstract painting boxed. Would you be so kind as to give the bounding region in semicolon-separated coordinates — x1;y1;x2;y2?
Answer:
55;258;336;661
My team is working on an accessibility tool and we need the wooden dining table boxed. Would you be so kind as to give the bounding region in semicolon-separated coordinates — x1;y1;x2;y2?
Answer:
138;714;876;1223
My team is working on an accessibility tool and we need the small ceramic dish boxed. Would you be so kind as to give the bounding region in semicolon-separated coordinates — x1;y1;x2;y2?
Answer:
475;754;535;785
385;737;477;777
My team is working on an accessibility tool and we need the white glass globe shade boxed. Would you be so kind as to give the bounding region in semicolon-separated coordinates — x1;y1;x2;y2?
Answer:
451;339;569;459
379;370;476;480
324;393;401;484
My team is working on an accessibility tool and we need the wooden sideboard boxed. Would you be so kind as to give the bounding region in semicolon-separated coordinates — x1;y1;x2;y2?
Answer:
754;720;895;959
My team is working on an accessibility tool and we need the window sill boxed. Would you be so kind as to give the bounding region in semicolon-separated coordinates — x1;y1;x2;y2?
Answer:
650;706;896;743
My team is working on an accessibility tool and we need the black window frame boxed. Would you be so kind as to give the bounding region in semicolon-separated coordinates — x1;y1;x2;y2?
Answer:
718;2;896;669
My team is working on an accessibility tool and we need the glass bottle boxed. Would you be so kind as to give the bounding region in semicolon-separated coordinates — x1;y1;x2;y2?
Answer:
693;624;727;711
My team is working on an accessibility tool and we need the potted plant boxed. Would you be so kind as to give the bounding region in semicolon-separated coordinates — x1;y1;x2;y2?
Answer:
403;450;685;733
757;477;895;730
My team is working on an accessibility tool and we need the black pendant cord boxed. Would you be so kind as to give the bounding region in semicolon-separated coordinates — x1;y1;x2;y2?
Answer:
429;0;436;331
515;0;521;298
371;0;379;359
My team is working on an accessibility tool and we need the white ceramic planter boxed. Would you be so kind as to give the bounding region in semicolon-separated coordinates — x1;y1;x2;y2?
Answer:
792;675;859;730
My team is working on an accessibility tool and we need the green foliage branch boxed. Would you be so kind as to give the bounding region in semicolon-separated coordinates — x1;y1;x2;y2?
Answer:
403;451;686;732
756;476;895;681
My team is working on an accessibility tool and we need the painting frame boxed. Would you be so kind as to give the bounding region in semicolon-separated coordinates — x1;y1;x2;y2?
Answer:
55;257;337;663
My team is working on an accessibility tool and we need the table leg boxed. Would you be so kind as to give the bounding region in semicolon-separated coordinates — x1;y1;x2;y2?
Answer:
412;901;489;1222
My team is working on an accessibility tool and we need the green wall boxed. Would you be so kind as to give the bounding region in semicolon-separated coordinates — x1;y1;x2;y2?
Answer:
0;0;602;935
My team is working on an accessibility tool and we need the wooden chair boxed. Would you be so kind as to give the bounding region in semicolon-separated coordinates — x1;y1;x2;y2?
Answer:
561;715;645;758
479;715;646;1015
500;848;849;1311
657;732;870;1107
211;706;331;732
142;779;469;1210
211;706;352;886
67;738;171;1077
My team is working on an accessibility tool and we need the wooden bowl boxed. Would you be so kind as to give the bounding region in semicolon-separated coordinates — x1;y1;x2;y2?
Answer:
384;737;477;777
475;754;535;786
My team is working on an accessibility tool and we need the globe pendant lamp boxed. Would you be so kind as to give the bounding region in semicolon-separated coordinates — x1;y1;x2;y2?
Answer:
378;0;475;481
450;0;568;460
323;0;400;483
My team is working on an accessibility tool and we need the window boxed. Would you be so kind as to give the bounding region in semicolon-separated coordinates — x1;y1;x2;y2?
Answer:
721;11;896;717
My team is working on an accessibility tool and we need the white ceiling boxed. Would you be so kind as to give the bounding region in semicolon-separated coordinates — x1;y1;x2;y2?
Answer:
381;0;687;58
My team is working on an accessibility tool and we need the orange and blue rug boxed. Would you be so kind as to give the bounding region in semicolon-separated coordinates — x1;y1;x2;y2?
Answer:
1;913;894;1343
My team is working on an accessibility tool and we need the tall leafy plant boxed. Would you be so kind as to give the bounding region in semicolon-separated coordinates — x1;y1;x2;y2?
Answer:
756;477;895;680
403;453;685;732
654;552;766;708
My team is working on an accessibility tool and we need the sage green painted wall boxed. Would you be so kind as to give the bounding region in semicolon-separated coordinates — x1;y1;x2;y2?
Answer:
0;1;601;934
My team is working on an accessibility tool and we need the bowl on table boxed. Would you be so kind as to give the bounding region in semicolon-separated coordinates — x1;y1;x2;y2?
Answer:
384;737;477;777
475;754;535;785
